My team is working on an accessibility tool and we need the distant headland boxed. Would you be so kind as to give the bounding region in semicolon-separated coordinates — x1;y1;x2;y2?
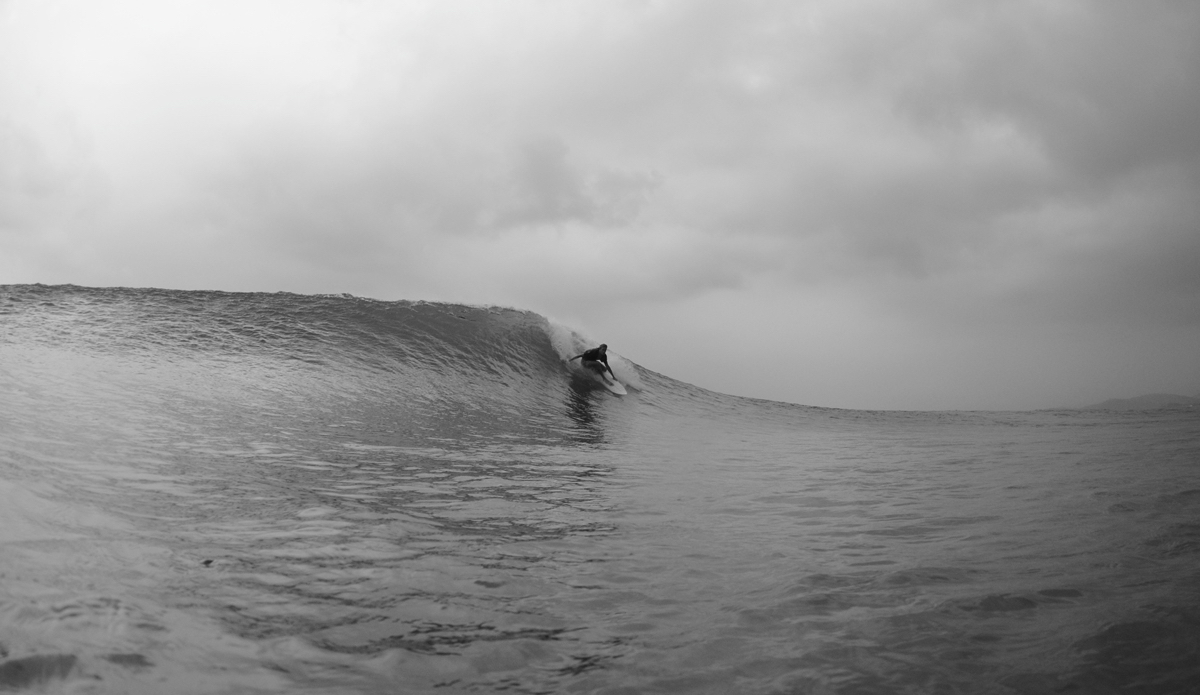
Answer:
1082;393;1200;410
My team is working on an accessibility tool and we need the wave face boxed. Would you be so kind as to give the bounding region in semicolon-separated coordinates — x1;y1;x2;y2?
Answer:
3;284;1200;694
1;285;709;463
0;284;650;444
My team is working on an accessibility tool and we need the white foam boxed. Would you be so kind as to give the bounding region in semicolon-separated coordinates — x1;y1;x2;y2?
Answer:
545;320;589;361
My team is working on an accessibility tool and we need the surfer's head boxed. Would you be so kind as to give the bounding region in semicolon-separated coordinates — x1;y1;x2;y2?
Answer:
599;344;607;352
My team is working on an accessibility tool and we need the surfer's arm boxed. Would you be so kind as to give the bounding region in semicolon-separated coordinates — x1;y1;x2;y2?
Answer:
568;354;583;361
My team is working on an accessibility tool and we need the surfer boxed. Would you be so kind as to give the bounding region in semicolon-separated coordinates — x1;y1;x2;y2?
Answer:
569;344;617;382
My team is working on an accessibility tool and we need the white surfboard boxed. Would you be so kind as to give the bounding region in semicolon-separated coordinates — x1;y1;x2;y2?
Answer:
592;371;627;395
600;376;627;395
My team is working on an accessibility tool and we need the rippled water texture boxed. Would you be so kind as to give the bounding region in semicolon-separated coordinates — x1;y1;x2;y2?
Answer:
2;285;1199;694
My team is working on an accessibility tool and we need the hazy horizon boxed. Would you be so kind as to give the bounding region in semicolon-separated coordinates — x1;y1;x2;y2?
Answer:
3;0;1198;410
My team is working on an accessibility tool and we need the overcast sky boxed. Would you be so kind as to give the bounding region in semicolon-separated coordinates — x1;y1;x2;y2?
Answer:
2;0;1198;410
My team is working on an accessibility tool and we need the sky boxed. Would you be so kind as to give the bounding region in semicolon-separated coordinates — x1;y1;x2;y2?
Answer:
2;0;1199;410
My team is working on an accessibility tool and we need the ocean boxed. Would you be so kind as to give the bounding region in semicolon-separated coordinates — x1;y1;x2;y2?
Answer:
1;284;1198;694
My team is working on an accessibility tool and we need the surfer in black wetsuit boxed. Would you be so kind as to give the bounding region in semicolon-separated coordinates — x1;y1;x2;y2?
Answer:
569;344;616;381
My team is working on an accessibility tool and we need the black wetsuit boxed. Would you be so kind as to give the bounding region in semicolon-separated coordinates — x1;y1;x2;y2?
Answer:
578;347;615;379
579;347;609;365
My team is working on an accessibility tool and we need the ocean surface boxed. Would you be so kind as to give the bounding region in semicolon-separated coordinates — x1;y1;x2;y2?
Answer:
2;284;1199;695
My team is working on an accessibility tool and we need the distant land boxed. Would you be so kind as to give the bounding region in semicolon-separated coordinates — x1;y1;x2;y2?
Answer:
1082;393;1200;410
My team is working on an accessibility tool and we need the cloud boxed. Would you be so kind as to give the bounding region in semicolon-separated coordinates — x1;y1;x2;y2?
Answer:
1;0;1198;408
494;138;661;229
